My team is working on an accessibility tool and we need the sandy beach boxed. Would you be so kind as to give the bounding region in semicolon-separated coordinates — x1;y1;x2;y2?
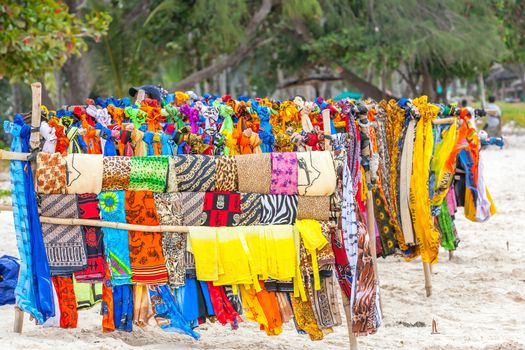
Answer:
0;133;523;350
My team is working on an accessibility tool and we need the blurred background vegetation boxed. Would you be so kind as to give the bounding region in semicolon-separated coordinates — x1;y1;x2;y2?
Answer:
1;0;525;129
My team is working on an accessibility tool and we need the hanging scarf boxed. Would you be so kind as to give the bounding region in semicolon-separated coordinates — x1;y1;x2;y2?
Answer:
98;191;133;285
399;118;416;245
270;152;298;195
239;193;262;226
215;156;239;192
180;192;206;226
40;194;88;275
372;186;397;257
129;156;169;192
351;222;381;336
5;120;55;324
149;285;200;339
297;151;337;196
125;191;168;285
52;276;78;328
102;156;131;191
202;191;241;227
235;153;272;194
36;152;67;194
74;194;105;282
65;153;103;194
174;154;216;192
112;284;133;332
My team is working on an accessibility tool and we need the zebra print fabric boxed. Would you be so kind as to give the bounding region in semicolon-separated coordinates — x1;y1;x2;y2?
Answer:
260;194;298;225
174;155;216;192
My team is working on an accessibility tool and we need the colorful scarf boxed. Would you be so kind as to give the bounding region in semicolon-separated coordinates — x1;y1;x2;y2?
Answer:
270;152;298;195
372;187;397;257
180;192;206;226
399;118;416;245
174;154;216;192
239;193;262;225
98;191;132;285
6;120;54;324
101;156;131;191
149;285;200;339
125;191;169;284
153;193;186;288
112;284;133;332
129;156;169;192
215;156;239;192
235;153;272;194
65;153;103;194
52;276;78;328
166;156;178;192
74;194;105;282
297;151;337;196
297;196;330;221
260;194;297;225
202;191;241;227
40;194;88;275
36;152;67;194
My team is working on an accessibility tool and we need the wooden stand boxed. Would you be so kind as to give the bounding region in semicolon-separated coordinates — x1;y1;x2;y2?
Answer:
423;262;432;297
13;306;24;333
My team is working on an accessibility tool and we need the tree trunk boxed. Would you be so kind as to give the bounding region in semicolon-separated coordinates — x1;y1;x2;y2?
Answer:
61;0;94;104
171;0;274;92
421;63;436;101
337;66;395;101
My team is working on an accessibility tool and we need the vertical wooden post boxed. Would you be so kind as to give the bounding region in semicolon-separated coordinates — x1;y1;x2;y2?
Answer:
30;82;42;150
341;290;358;350
13;306;24;333
423;262;432;297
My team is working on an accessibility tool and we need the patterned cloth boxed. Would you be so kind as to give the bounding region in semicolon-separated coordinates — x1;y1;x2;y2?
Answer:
129;156;169;192
7;120;54;324
202;192;241;227
74;194;105;282
260;194;297;225
297;196;330;221
372;187;397;257
235;153;271;194
101;156;131;191
65;153;103;194
125;191;169;284
153;193;186;289
40;194;88;275
270;152;298;195
36;152;67;194
52;276;78;328
174;155;216;192
98;191;132;285
239;193;262;225
352;222;381;336
180;192;206;226
215;156;239;192
166;156;178;192
297;151;337;196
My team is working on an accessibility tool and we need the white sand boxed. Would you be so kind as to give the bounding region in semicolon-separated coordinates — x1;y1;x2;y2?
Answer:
0;134;524;350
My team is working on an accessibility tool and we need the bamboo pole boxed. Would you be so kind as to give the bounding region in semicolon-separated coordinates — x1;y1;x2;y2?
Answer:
432;117;456;125
38;216;190;233
0;150;31;161
30;82;42;150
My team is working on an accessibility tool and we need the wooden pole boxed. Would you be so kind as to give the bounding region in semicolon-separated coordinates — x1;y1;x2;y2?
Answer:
322;109;332;151
423;262;432;297
341;290;358;350
30;82;42;150
13;306;24;333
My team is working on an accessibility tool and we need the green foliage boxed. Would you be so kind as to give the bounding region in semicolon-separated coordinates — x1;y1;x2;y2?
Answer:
0;0;111;82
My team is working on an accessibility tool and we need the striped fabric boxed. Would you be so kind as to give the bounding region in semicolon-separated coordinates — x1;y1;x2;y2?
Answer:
40;195;88;275
260;194;298;225
239;193;262;225
180;192;206;226
174;155;216;192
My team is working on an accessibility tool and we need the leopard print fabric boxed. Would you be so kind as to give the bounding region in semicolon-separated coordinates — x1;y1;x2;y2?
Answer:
215;155;239;191
101;156;131;191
